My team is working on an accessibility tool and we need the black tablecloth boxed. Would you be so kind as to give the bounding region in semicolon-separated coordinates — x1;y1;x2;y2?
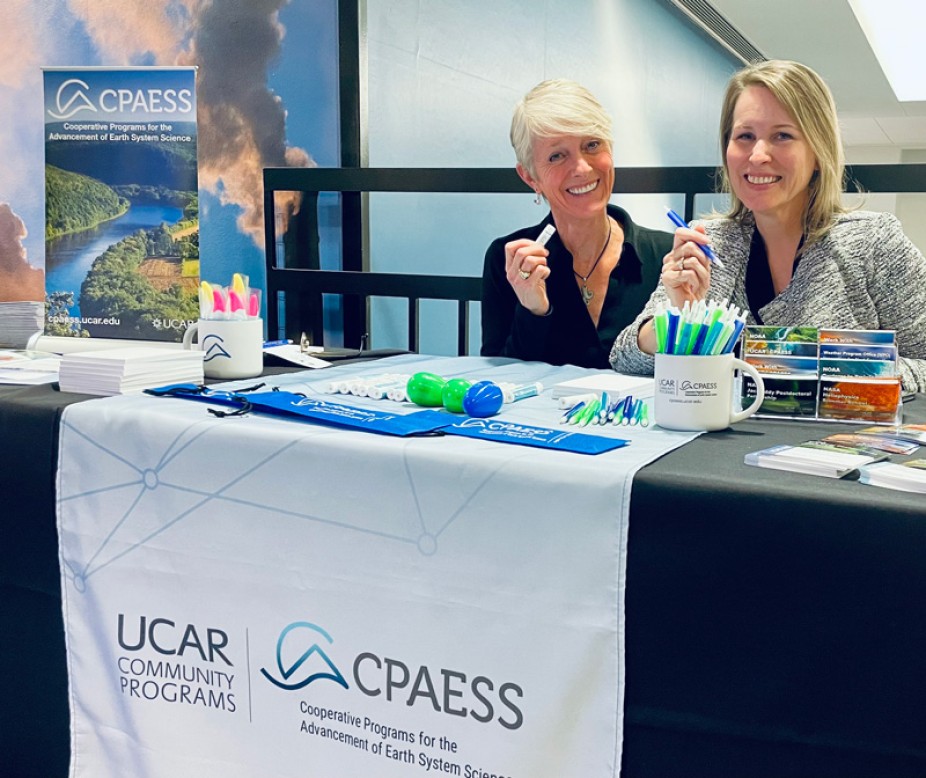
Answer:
3;379;925;778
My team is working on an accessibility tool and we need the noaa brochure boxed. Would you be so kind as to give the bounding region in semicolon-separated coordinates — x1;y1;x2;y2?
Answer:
43;67;199;343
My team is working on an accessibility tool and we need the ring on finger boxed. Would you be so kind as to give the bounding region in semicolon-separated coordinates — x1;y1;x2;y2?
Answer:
519;268;531;280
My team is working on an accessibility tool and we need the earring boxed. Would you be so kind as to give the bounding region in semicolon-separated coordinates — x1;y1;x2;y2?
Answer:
533;191;542;205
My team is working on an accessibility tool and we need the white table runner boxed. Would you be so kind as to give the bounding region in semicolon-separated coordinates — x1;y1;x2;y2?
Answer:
57;355;698;778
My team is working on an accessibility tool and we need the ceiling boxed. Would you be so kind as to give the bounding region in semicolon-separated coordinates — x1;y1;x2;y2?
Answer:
695;0;926;155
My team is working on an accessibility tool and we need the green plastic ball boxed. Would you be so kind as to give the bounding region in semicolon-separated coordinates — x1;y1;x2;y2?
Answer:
441;378;473;413
406;372;447;407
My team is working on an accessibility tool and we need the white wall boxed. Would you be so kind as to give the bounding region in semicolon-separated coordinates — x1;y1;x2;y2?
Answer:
363;0;740;354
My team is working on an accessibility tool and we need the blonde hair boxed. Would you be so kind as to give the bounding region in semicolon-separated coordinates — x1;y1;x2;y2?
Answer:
719;60;846;244
510;79;613;178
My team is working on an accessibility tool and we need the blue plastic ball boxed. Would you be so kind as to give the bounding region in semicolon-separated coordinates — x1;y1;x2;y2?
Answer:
462;381;504;418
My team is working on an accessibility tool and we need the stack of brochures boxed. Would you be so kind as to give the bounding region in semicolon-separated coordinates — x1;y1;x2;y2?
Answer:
551;372;654;400
858;459;926;493
745;424;926;480
0;301;44;348
58;346;204;396
744;440;888;478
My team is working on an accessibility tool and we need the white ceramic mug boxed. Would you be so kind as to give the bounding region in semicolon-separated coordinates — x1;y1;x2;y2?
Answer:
654;352;765;432
182;318;263;380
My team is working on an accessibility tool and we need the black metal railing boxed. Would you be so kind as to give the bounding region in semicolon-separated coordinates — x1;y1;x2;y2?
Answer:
263;164;926;354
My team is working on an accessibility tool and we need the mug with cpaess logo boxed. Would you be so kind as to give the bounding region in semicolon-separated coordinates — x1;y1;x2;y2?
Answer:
654;352;765;431
182;317;263;380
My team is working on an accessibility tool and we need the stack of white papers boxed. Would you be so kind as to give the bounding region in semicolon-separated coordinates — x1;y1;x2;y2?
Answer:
0;301;44;348
58;347;204;396
0;349;61;385
551;372;654;400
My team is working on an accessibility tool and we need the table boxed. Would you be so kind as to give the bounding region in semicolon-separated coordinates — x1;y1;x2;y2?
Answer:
3;365;926;777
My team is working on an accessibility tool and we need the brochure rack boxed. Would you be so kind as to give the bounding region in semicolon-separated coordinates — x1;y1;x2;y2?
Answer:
740;326;902;425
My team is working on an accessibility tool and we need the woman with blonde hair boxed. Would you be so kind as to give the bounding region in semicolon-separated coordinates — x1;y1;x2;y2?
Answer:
610;60;926;392
481;79;672;368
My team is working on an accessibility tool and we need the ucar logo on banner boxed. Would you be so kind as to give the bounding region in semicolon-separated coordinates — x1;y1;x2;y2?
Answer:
116;614;237;714
42;67;199;343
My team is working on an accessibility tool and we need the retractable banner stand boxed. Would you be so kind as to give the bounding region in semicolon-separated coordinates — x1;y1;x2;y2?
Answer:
43;67;199;343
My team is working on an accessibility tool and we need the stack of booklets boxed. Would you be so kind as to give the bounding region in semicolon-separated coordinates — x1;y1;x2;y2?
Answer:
0;301;44;348
745;424;926;480
744;440;887;478
858;459;926;493
58;347;204;396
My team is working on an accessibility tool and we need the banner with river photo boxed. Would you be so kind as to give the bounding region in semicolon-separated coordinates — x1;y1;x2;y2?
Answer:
43;67;199;342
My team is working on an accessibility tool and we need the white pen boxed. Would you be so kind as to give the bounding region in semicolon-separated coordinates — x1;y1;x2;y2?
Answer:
536;223;556;247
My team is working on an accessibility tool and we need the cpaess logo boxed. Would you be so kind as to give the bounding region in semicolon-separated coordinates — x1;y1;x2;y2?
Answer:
48;77;194;120
202;334;231;362
260;622;350;691
48;78;95;120
263;621;524;729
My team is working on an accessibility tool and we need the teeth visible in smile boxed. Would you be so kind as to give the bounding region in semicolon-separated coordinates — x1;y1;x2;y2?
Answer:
568;181;598;195
746;175;780;184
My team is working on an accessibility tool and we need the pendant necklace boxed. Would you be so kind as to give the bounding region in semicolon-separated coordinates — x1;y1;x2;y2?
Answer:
574;222;612;305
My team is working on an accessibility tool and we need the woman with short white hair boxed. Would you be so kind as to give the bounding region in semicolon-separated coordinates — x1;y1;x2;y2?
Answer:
481;79;672;369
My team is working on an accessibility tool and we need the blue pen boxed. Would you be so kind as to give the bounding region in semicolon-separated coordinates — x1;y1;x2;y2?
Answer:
721;318;746;354
701;319;725;355
665;207;724;268
607;398;621;423
263;339;293;348
664;308;680;355
621;395;634;425
561;400;586;424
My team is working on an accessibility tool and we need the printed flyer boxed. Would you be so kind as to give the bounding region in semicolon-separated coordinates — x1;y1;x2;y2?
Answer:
43;67;199;342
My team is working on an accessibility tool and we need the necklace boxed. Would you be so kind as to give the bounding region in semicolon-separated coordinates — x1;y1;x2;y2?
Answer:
573;222;612;305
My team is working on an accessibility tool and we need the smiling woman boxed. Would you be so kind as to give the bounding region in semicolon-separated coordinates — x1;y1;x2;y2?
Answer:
610;59;926;394
480;79;673;369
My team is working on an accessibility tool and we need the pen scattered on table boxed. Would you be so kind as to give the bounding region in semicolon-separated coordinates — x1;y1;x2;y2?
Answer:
653;298;746;356
199;274;261;320
560;392;649;427
665;207;723;268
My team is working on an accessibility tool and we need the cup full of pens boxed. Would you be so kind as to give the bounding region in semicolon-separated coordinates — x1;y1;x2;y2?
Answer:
652;299;765;431
182;273;264;380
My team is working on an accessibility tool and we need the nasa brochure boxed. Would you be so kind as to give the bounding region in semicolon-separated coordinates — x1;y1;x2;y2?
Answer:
43;67;199;344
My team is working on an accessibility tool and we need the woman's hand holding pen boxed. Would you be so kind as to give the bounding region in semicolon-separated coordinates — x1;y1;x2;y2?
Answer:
660;226;713;309
505;237;552;316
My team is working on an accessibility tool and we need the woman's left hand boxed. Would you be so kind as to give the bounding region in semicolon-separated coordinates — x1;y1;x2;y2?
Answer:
660;226;712;308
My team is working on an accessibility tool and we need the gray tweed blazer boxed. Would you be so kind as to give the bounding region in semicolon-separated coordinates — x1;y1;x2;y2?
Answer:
610;211;926;393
